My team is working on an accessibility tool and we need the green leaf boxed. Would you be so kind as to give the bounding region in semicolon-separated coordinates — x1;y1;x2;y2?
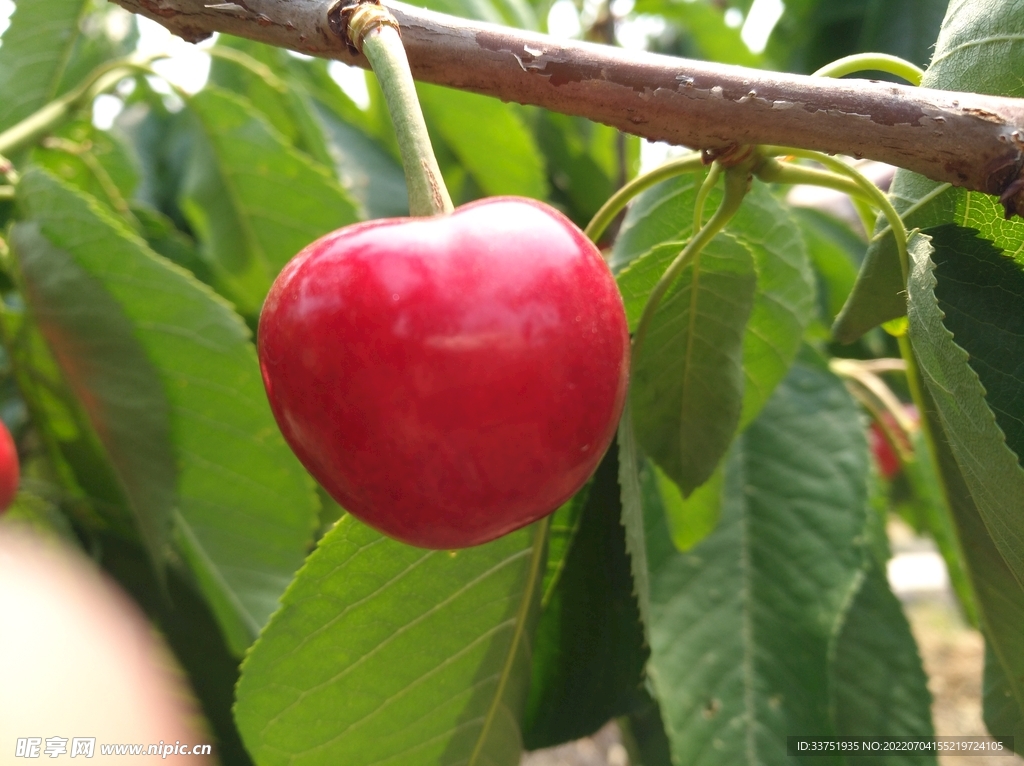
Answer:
17;168;318;654
766;0;946;74
613;175;815;430
99;535;255;766
9;220;176;568
923;402;1024;754
831;0;1024;342
621;233;756;494
831;180;956;344
418;84;548;201
234;516;546;766
644;353;868;766
208;37;305;149
633;0;764;68
793;207;862;325
0;0;88;133
523;444;647;749
179;87;360;315
53;0;138;97
925;0;1024;97
0;281;146;541
983;643;1024;751
539;484;589;605
829;565;936;764
130;202;214;287
417;0;537;30
617;401;653;642
902;427;978;627
906;228;1024;589
645;459;722;553
312;101;409;220
536;112;639;230
30;120;139;208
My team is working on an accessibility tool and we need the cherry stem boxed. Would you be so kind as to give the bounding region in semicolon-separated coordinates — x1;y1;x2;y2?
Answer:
349;4;453;217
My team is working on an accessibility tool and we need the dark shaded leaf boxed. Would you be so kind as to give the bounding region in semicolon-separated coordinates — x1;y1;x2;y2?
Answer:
523;444;648;749
617;401;653;640
830;565;936;765
983;642;1024;751
906;228;1024;589
99;535;255;766
645;353;868;765
767;0;946;74
923;399;1024;754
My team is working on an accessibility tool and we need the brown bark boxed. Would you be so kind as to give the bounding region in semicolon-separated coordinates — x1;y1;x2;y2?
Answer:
115;0;1024;211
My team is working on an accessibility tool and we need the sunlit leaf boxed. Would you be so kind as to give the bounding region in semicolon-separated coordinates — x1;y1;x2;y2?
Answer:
235;517;546;766
17;168;318;654
620;234;756;494
0;0;88;133
179;87;360;315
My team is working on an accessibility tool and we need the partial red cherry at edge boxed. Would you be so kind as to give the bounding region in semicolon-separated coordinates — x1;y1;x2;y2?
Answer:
258;197;629;549
0;419;19;512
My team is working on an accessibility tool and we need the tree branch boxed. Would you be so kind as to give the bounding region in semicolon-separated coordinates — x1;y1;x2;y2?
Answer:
114;0;1024;213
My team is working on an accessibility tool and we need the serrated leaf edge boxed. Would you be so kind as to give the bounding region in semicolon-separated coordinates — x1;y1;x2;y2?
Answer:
907;232;1024;590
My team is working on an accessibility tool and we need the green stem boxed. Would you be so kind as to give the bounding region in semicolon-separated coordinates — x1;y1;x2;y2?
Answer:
632;164;749;357
350;5;452;217
812;53;924;86
762;146;910;282
584;152;703;243
754;157;867;202
692;161;721;233
850;195;878;239
0;57;159;158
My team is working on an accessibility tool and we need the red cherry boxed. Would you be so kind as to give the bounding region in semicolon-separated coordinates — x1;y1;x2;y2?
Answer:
869;404;918;480
0;419;19;512
258;197;630;549
869;421;900;480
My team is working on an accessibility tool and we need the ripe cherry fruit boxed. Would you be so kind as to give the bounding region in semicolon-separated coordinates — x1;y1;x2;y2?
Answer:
869;404;918;480
258;197;630;549
0;419;19;512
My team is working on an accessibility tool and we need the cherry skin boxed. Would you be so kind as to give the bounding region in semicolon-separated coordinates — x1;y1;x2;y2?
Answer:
258;197;629;549
869;404;918;480
0;419;19;512
869;421;900;480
